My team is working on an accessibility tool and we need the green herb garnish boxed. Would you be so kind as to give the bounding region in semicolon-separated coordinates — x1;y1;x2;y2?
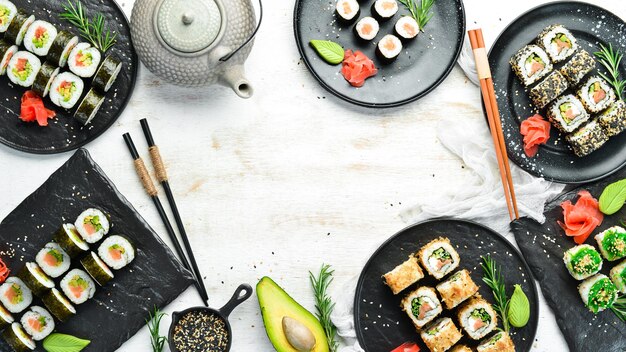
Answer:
309;40;344;65
508;284;530;328
147;307;167;352
60;0;117;52
594;43;625;101
398;0;437;31
309;264;339;352
612;295;626;322
599;179;626;215
43;333;90;352
481;255;510;332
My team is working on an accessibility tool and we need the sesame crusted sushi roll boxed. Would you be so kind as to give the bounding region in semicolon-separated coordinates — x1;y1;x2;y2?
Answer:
563;244;603;280
74;208;109;243
401;286;442;329
610;260;626;294
371;0;398;22
74;88;105;126
81;251;114;286
578;274;617;313
36;242;71;278
0;1;17;33
598;100;626;137
394;16;419;41
0;277;32;314
509;44;552;86
68;42;101;78
5;9;34;46
536;24;578;63
7;51;40;87
477;331;516;352
450;345;472;352
420;317;462;352
566;119;608;157
41;288;75;322
24;20;57;56
60;269;95;305
92;55;122;92
547;94;590;133
47;30;78;68
32;62;59;98
559;49;595;85
50;72;84;109
595;226;626;261
529;71;568;108
335;0;360;24
20;306;54;341
457;296;497;340
418;237;460;279
2;323;35;352
16;263;54;297
578;76;616;114
354;17;379;41
376;34;402;63
382;255;424;295
0;39;18;75
53;223;89;258
98;235;135;270
436;269;479;309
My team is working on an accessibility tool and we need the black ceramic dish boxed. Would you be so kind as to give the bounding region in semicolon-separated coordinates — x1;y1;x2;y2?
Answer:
0;149;194;351
294;0;465;108
486;1;626;184
512;169;626;352
168;284;253;352
0;0;138;154
354;218;538;351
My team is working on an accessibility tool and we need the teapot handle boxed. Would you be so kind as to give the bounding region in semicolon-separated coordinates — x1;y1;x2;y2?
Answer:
219;0;263;62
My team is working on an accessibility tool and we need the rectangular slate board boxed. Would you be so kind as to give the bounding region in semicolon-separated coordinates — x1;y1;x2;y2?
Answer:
511;168;626;352
0;149;194;351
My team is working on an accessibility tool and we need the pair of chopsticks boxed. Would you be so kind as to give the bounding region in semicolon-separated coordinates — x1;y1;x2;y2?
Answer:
468;29;520;221
123;119;209;306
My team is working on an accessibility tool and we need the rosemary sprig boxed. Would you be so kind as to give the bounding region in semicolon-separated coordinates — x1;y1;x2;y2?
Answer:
309;264;339;352
594;43;625;101
146;307;167;352
397;0;437;31
60;0;117;52
611;295;626;322
481;255;511;332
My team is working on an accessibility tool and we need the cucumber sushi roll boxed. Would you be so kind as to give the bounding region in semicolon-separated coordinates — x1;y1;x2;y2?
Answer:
31;62;59;98
47;30;78;68
98;235;135;270
16;263;54;297
382;255;424;295
563;244;603;280
536;24;578;63
566;119;608;157
49;72;84;109
401;286;442;329
7;51;41;87
610;259;626;294
578;76;616;113
0;39;17;75
578;274;617;313
335;0;359;24
68;42;101;78
354;17;379;41
75;208;109;243
0;277;32;313
477;331;516;352
595;226;626;261
20;306;54;341
0;0;17;33
60;269;95;305
559;49;595;85
0;303;14;330
598;100;626;137
53;223;89;258
81;251;114;286
371;0;398;21
509;44;552;86
24;20;57;57
436;269;479;309
457;296;497;340
93;55;122;92
2;323;35;352
74;88;105;126
41;288;75;322
418;237;460;279
394;16;419;40
546;94;590;133
376;34;402;63
36;242;71;278
529;71;568;109
420;317;462;352
5;9;34;46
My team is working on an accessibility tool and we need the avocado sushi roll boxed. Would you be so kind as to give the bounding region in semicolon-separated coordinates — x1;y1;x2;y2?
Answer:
529;71;568;108
563;244;603;280
98;235;135;270
401;286;442;329
20;306;54;341
36;242;71;278
53;223;89;258
376;34;402;63
0;39;18;75
0;303;14;330
31;62;59;98
578;76;616;114
595;226;626;261
418;237;460;279
17;263;54;297
60;269;95;305
24;20;57;57
41;288;75;322
0;0;17;33
68;42;101;78
436;269;479;309
7;51;41;87
0;277;32;314
93;55;122;92
547;94;590;133
420;317;462;352
598;100;626;137
49;72;84;109
371;0;398;22
47;30;78;68
457;296;497;340
2;323;35;352
75;208;109;243
610;259;626;294
5;9;34;46
394;16;419;40
578;274;617;313
81;251;114;286
354;17;379;42
509;44;552;86
566;119;608;157
335;0;359;24
536;24;578;63
477;331;516;352
74;88;105;126
382;255;423;295
559;49;595;85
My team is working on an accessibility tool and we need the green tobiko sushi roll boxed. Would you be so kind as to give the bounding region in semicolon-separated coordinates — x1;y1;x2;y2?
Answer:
595;226;626;261
36;242;71;278
0;277;32;314
2;323;35;352
17;263;54;297
610;260;626;294
60;269;95;305
54;223;89;258
578;274;617;313
41;288;75;322
80;251;114;286
563;244;602;280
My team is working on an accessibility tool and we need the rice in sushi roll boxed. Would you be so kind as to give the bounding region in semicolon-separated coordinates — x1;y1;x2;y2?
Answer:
509;44;552;86
2;323;35;352
16;263;54;297
50;72;84;109
450;345;472;352
20;306;54;341
578;274;617;313
47;30;78;68
457;296;497;340
436;269;479;309
420;317;462;352
24;20;57;57
5;9;34;46
335;0;360;24
74;208;109;243
0;0;17;33
7;51;40;87
98;235;135;270
401;286;442;329
394;16;419;40
578;76;616;114
68;43;101;78
477;331;516;352
41;288;75;322
53;223;89;258
563;244;603;280
546;94;590;133
376;34;402;63
559;49;595;85
566;119;608;157
610;259;626;294
371;0;398;21
0;277;32;314
74;88;105;126
595;226;626;261
354;17;379;41
31;62;60;98
0;303;13;330
0;39;18;75
382;255;423;295
81;251;114;286
60;269;96;305
92;55;122;92
529;71;568;108
36;242;71;278
536;24;578;63
418;237;460;279
598;100;626;137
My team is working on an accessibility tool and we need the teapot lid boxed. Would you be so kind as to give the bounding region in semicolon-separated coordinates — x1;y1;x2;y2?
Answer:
156;0;223;54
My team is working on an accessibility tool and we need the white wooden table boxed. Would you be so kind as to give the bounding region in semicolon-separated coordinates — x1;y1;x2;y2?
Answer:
0;0;623;351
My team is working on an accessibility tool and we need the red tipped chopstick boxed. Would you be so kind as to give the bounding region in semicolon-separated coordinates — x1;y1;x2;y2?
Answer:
468;29;519;220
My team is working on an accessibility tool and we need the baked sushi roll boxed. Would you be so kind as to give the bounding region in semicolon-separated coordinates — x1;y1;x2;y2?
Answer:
450;345;472;352
32;62;60;98
0;303;14;330
401;286;442;329
74;88;105;126
578;274;617;313
20;306;54;341
536;24;578;63
68;42;101;78
7;51;41;87
335;0;360;24
16;262;54;297
24;20;57;57
50;72;84;109
372;0;398;21
610;259;626;294
566;119;608;157
477;331;515;352
598;100;626;137
457;296;497;340
509;44;552;86
394;16;419;40
53;223;89;258
529;71;568;108
0;277;33;313
546;94;590;133
382;255;424;294
436;269;479;309
563;244;603;280
75;208;110;243
36;242;71;278
47;30;78;68
93;55;122;92
81;251;114;286
376;34;402;63
578;76;616;113
5;9;34;46
418;237;460;279
595;226;626;261
98;235;136;270
0;1;17;33
559;49;595;85
2;323;35;352
0;39;18;76
420;317;462;352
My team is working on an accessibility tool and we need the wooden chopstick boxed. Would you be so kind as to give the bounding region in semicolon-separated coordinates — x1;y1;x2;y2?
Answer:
468;29;520;220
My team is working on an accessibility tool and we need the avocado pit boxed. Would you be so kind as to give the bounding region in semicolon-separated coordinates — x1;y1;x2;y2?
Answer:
282;316;316;351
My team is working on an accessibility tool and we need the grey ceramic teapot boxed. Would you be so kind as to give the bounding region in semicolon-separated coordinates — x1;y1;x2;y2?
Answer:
131;0;262;98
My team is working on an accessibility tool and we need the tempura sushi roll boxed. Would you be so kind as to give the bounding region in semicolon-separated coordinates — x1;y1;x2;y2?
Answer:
23;20;57;56
610;259;626;294
401;286;442;329
41;288;75;322
74;88;105;126
509;44;552;86
0;39;18;75
547;94;590;133
376;34;402;63
420;317;462;352
566;119;608;157
578;274;617;313
2;323;35;352
382;255;424;295
457;296;497;340
92;55;122;92
81;251;114;286
60;269;96;305
5;9;34;46
595;226;626;261
0;277;32;313
418;237;460;279
74;208;109;243
335;0;359;24
20;306;54;341
53;223;89;258
16;263;54;297
436;269;479;309
598;100;626;137
529;71;568;108
47;30;78;68
0;1;17;33
32;62;59;98
563;244;603;280
98;235;135;270
68;42;101;78
394;16;419;40
0;303;14;330
450;345;472;352
49;71;84;109
36;242;71;278
354;17;379;41
536;24;578;63
371;0;398;22
578;76;616;113
559;49;595;85
7;51;40;87
477;331;515;352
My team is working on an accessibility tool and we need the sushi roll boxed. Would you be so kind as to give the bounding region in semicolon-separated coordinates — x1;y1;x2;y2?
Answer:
0;277;32;314
0;303;14;330
41;288;75;322
335;0;360;24
578;274;617;313
47;30;78;68
598;100;626;137
5;9;34;46
401;286;442;329
457;296;497;340
354;17;379;41
81;251;114;286
566;119;608;157
74;88;105;126
0;0;17;33
563;244;603;280
450;346;472;352
7;51;41;87
610;259;626;294
31;62;59;98
24;20;57;57
529;71;568;108
49;72;84;109
546;94;590;133
16;262;54;297
60;269;96;305
36;242;71;278
376;34;402;63
92;55;122;92
559;49;595;85
420;317;462;352
418;237;460;279
20;306;54;341
74;208;109;243
382;255;424;295
68;42;101;78
394;16;419;40
536;24;578;63
53;223;89;258
477;331;516;352
98;235;136;270
595;226;626;261
2;323;35;352
371;0;398;22
0;39;18;75
436;269;479;309
578;76;616;113
509;44;552;86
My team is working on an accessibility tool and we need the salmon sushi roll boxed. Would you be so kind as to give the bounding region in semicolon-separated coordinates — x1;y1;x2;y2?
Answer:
68;42;101;78
566;119;608;157
0;303;13;330
0;0;17;33
49;71;84;109
394;16;419;40
47;30;78;68
547;94;590;133
92;55;122;92
457;296;498;340
7;51;40;87
16;263;54;297
436;269;479;309
36;242;71;278
401;286;442;329
598;100;626;137
450;345;473;352
578;76;616;114
41;288;75;322
418;237;460;280
74;88;105;126
5;9;34;46
74;208;109;243
98;235;135;270
529;71;568;109
60;269;95;305
2;323;35;352
354;17;379;41
477;331;515;352
376;34;402;63
0;277;32;314
335;0;360;24
32;62;60;98
81;251;114;286
24;20;57;57
559;49;595;85
372;0;398;22
0;39;18;75
20;306;54;341
510;45;552;86
536;24;578;63
53;223;89;258
420;317;462;352
382;255;424;295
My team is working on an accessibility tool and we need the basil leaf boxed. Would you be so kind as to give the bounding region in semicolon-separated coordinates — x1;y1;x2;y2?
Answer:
43;333;90;352
507;284;530;328
599;179;626;215
309;40;344;65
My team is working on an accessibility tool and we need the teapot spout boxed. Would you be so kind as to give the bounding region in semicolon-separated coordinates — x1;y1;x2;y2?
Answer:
220;65;253;99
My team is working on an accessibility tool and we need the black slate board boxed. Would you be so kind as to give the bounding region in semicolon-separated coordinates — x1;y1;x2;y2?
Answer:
486;1;626;184
294;0;465;108
512;168;626;352
354;218;538;351
0;149;194;352
0;0;138;154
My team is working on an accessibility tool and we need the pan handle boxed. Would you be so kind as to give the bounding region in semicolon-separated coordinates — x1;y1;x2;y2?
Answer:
219;284;253;318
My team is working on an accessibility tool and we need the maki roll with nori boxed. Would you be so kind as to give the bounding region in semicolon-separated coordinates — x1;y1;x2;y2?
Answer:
0;303;14;330
595;226;626;261
24;20;57;57
401;286;442;328
354;17;379;41
60;269;95;305
0;277;32;313
5;9;34;46
394;16;419;40
68;42;101;78
509;45;552;86
75;208;109;243
436;269;479;309
2;323;35;352
31;62;59;98
16;263;54;297
98;235;135;270
53;223;89;258
382;255;424;295
529;71;568;108
20;306;54;341
36;242;71;278
477;331;516;352
74;88;105;126
536;24;577;63
7;51;41;87
598;100;626;137
0;0;17;33
335;0;360;24
563;244;603;280
559;49;595;85
372;0;398;21
418;237;459;279
0;39;17;75
610;260;626;294
47;30;78;68
93;55;122;92
578;76;616;113
420;317;462;352
81;251;114;286
457;296;497;340
566;119;608;157
578;274;617;313
376;34;402;63
547;94;589;133
49;72;84;109
41;288;75;322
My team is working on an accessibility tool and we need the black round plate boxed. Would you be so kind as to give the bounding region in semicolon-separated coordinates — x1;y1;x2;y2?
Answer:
354;218;538;351
0;0;138;154
294;0;465;108
487;1;626;183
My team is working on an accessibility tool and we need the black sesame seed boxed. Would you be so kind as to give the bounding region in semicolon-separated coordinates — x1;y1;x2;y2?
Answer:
172;311;229;352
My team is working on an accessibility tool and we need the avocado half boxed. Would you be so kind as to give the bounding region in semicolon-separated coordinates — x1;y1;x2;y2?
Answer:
257;277;330;352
